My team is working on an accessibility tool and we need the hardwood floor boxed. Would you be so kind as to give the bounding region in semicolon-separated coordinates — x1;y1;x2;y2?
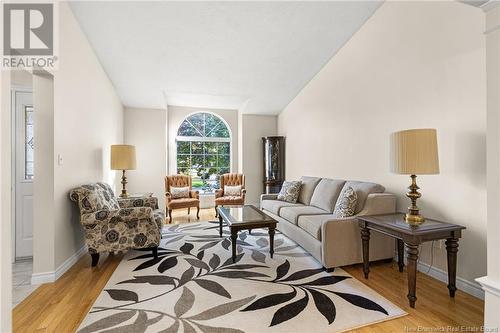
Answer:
13;208;484;332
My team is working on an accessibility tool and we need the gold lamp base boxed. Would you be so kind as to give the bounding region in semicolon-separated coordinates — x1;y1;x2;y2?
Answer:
405;175;425;226
405;213;425;225
120;169;130;198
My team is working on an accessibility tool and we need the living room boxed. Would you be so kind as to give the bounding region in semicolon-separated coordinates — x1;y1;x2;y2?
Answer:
0;0;499;332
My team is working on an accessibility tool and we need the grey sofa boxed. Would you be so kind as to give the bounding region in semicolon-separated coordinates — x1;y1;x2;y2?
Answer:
260;176;396;270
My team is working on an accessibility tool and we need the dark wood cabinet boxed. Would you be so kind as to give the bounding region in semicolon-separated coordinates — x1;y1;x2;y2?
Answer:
262;136;285;194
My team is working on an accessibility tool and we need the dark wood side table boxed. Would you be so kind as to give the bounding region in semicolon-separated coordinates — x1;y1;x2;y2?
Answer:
217;205;278;262
358;213;465;308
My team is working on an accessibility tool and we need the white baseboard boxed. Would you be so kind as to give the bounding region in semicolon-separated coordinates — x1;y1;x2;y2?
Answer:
31;246;87;285
476;276;500;297
417;260;484;300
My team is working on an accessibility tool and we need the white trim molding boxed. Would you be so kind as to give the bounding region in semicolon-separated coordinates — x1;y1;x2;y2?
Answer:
476;276;500;297
417;261;485;299
31;246;87;285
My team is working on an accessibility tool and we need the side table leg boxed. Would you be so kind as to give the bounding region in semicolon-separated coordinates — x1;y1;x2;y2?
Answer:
406;243;419;308
361;227;370;278
269;226;275;258
218;214;223;237
397;239;405;272
445;238;459;297
231;230;238;263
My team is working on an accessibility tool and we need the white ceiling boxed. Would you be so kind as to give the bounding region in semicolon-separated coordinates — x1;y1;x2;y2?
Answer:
69;1;382;114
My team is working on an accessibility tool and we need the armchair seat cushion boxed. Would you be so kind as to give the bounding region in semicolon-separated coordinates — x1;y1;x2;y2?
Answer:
215;196;245;205
261;199;302;215
279;206;330;225
168;197;200;209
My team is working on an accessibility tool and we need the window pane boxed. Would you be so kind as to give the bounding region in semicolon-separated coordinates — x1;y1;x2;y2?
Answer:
177;141;190;154
178;120;199;137
25;106;34;180
205;154;217;168
192;155;203;168
187;113;205;136
177;112;230;139
204;142;217;154
192;141;203;154
177;155;191;168
217;155;230;168
217;142;230;155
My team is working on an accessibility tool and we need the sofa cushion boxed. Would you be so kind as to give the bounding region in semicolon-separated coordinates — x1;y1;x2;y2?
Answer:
333;186;358;218
341;181;385;213
277;181;302;203
297;214;337;241
279;206;330;225
309;179;346;212
298;176;322;205
261;200;302;215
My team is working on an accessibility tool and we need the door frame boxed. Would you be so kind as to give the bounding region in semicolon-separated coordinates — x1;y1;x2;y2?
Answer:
11;86;33;262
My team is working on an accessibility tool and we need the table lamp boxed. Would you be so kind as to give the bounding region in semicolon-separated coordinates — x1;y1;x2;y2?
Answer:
390;129;439;225
111;145;136;198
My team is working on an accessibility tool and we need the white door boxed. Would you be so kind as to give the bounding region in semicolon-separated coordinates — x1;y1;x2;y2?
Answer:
14;90;34;259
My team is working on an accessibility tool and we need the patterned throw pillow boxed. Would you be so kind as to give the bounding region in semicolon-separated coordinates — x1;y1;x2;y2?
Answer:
171;186;190;199
333;186;358;218
277;181;302;203
224;185;242;197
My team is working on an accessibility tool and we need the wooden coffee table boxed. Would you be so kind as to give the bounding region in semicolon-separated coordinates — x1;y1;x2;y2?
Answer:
217;205;278;262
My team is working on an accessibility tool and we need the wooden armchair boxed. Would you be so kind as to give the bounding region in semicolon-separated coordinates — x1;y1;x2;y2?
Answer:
215;173;246;216
165;175;200;223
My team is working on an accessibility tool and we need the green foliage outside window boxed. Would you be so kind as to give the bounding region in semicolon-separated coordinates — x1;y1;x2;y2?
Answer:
176;113;231;192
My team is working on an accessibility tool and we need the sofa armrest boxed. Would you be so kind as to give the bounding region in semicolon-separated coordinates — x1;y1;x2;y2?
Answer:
356;193;396;216
81;207;154;226
260;193;278;208
118;196;159;209
215;189;224;198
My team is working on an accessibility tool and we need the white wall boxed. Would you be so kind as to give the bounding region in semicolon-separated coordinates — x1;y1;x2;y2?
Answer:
124;107;167;211
32;2;124;276
167;105;239;175
33;73;55;276
0;69;13;333
278;1;486;286
240;114;277;204
480;3;500;329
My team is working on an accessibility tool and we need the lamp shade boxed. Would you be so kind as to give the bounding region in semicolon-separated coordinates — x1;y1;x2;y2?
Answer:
390;129;439;175
110;145;136;170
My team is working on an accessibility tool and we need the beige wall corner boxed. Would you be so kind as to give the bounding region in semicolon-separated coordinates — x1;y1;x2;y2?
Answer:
124;107;168;211
481;2;500;329
240;114;278;205
278;0;486;291
1;69;13;333
51;2;124;271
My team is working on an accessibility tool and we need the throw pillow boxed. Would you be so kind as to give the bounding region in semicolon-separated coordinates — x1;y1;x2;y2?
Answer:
333;186;358;218
170;186;190;199
224;185;242;197
277;181;302;203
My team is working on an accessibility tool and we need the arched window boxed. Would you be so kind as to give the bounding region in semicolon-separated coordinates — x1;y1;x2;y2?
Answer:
176;112;231;192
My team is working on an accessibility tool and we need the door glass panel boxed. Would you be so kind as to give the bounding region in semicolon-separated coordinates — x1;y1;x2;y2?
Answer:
25;105;34;180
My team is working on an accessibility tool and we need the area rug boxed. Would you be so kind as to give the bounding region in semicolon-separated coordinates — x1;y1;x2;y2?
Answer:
78;221;406;333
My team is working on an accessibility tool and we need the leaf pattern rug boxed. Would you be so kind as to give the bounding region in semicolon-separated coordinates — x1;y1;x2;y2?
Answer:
78;221;406;333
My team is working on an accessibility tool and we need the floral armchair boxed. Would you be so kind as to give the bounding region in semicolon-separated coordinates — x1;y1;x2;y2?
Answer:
215;173;246;216
69;182;164;266
165;175;200;223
